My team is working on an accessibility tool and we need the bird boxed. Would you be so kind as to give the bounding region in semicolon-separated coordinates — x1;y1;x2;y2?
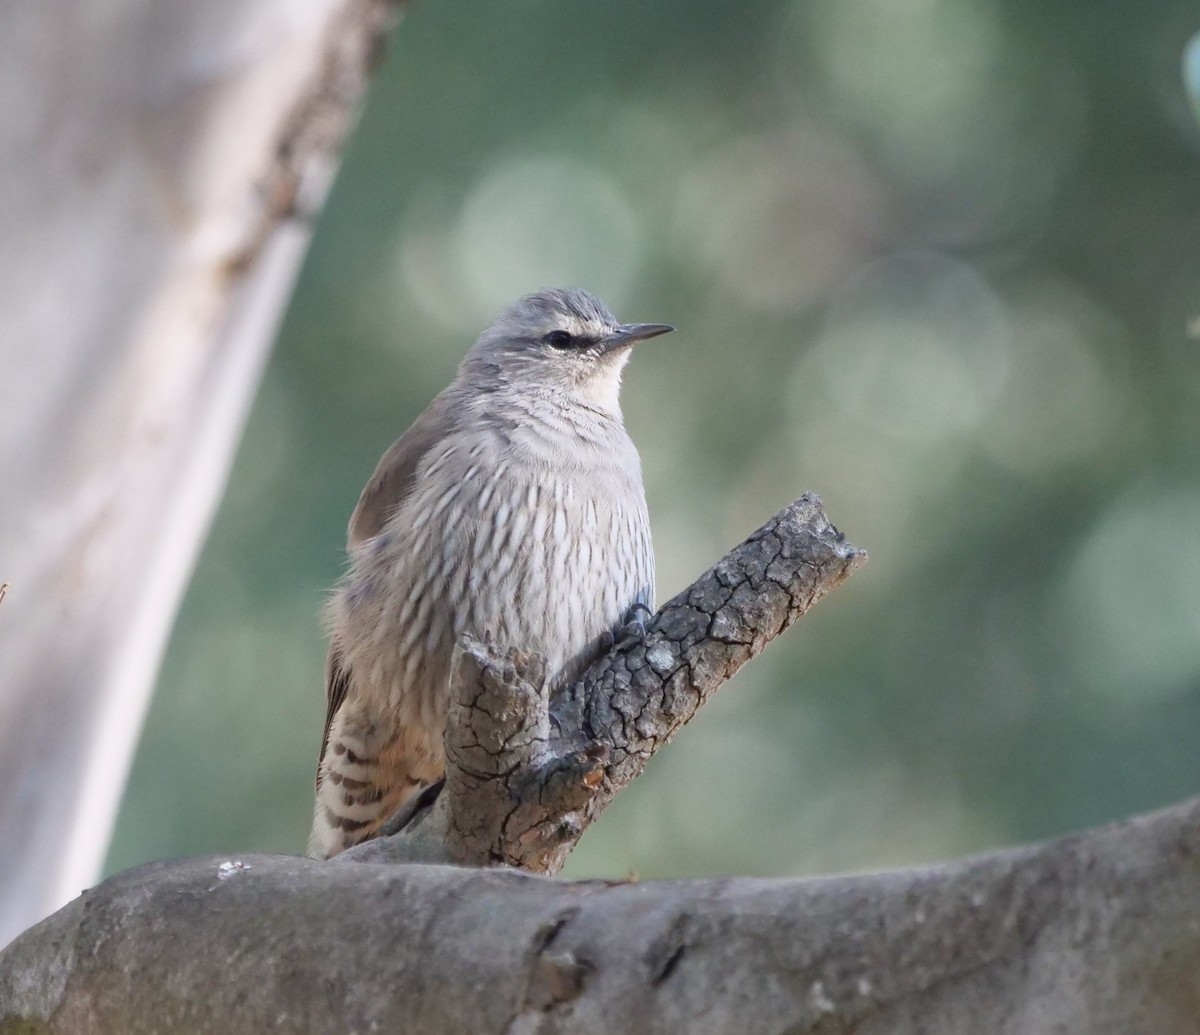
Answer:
309;287;672;859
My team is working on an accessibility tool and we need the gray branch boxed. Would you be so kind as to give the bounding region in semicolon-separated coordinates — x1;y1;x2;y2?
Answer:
1;497;1194;1031
337;492;867;871
4;796;1198;1033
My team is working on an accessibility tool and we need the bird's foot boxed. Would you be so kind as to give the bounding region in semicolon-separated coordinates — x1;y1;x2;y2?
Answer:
610;602;654;651
378;778;445;838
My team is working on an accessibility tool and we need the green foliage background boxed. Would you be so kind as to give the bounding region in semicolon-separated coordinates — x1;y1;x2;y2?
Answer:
108;0;1200;879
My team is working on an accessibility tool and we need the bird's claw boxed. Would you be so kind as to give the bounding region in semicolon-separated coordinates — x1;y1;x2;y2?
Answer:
379;778;445;837
611;602;654;650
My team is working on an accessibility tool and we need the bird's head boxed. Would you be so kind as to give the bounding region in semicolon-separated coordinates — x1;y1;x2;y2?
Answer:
461;287;673;414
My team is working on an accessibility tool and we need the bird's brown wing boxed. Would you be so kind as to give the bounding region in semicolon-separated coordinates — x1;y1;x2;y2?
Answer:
317;642;352;790
346;387;462;550
317;390;462;788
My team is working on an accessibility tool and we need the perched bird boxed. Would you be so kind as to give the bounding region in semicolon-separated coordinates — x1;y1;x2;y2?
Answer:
310;287;672;859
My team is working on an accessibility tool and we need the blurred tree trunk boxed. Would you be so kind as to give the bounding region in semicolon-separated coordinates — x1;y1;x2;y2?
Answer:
0;0;398;947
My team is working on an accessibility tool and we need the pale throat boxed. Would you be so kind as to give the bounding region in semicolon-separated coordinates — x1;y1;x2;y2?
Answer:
574;367;625;417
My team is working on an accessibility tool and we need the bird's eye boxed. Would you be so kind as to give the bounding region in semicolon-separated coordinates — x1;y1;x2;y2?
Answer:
544;330;574;350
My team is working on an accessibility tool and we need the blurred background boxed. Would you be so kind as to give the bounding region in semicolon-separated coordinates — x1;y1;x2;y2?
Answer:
107;0;1200;880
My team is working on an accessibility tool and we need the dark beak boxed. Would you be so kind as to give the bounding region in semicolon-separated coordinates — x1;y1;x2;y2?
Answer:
602;323;675;350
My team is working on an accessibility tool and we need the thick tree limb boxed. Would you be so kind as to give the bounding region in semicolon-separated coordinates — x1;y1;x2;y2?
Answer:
338;493;867;871
4;796;1199;1034
2;497;1192;1031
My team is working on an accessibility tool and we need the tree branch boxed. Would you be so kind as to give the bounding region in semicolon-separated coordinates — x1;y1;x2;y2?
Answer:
4;797;1198;1034
337;492;867;871
3;497;1193;1031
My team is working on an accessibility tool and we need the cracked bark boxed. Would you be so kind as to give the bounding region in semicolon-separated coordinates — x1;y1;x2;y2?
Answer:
2;496;1197;1032
337;492;866;871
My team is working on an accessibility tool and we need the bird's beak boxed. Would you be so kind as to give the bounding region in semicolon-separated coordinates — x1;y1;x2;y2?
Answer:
601;323;675;351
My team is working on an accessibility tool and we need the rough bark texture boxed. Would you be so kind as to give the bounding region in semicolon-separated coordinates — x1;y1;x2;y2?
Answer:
0;0;400;946
2;496;1193;1031
340;493;866;872
3;796;1199;1034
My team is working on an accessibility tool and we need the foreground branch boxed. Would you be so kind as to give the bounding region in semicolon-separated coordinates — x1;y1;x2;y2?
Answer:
339;492;866;871
4;796;1198;1034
